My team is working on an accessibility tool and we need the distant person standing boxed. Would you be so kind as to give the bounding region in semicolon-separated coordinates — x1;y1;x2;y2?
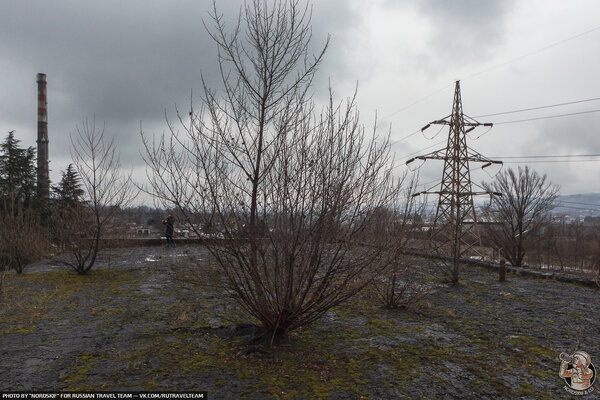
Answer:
163;211;175;247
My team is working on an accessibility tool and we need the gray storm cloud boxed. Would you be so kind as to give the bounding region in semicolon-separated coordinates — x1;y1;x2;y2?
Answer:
0;0;598;196
0;0;362;173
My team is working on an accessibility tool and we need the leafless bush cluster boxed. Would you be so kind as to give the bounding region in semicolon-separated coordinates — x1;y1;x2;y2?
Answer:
0;195;49;274
0;269;5;307
527;218;598;275
373;261;434;310
592;226;600;287
49;118;136;274
49;204;96;273
367;183;433;309
142;0;411;341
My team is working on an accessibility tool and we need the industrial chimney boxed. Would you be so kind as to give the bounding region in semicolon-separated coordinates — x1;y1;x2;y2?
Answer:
37;73;50;200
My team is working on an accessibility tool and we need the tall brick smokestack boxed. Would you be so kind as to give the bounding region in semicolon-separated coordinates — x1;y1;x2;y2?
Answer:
37;73;49;200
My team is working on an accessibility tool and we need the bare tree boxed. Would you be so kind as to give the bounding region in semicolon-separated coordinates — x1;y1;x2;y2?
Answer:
142;0;408;342
482;166;559;268
50;118;136;274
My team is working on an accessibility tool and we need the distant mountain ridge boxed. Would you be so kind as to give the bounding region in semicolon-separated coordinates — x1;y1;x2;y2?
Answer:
552;193;600;217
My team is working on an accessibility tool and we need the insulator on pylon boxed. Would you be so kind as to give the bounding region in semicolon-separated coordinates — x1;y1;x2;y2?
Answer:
481;162;492;169
465;127;475;133
421;124;431;131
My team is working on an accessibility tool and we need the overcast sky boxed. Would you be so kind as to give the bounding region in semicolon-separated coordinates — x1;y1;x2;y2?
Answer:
1;0;599;203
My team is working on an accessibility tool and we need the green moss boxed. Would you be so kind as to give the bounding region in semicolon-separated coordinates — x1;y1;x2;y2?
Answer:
62;352;100;388
516;382;538;397
508;335;555;359
7;325;36;334
365;317;397;334
143;380;159;390
1;256;592;398
0;268;143;335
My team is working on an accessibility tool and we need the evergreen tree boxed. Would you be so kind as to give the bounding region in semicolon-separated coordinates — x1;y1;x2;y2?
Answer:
0;132;48;273
0;131;37;208
52;164;84;208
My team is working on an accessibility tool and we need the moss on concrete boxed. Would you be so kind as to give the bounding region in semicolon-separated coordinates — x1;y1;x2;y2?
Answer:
2;255;596;398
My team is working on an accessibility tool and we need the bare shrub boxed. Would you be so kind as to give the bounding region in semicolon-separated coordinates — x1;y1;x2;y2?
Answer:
592;264;599;288
368;180;433;309
142;0;408;341
374;261;434;310
527;217;599;276
49;118;136;274
49;203;97;273
0;269;5;305
0;196;49;274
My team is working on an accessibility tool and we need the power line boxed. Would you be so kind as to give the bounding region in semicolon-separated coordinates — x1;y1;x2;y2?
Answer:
381;24;600;122
392;141;447;172
393;109;600;148
383;83;454;120
393;107;600;147
462;24;600;81
477;200;600;210
398;150;600;169
390;128;421;146
416;179;441;191
503;159;600;164
494;109;600;125
474;97;600;118
402;140;446;159
392;123;446;146
493;154;600;159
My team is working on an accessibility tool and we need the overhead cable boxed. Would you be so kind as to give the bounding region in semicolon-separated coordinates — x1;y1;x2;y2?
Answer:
474;96;600;118
494;109;600;125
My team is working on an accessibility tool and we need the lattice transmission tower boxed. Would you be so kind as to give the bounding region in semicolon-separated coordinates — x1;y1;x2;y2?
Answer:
407;81;502;283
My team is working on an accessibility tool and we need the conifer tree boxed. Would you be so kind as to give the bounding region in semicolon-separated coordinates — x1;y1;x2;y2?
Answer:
0;131;37;208
0;131;48;273
52;164;84;208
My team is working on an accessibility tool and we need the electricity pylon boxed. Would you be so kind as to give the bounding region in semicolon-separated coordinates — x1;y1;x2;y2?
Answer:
407;81;502;283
